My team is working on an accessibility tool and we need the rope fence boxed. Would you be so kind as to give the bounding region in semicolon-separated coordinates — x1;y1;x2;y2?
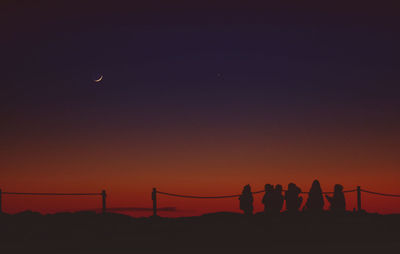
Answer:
156;190;266;199
1;187;399;216
3;192;101;196
361;189;400;198
0;189;107;214
151;186;400;216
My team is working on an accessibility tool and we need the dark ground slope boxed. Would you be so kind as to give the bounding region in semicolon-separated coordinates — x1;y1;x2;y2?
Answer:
1;211;400;253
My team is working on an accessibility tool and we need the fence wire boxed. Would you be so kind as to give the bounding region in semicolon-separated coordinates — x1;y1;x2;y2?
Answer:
156;191;242;199
361;189;400;198
3;192;102;196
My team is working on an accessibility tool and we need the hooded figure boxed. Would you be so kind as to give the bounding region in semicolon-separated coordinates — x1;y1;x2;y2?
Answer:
305;180;324;212
262;184;274;213
272;184;284;213
326;184;346;212
285;183;303;212
239;184;254;215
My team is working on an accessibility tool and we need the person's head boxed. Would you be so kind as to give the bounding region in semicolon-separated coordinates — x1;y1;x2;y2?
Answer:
264;184;273;192
275;184;283;193
334;184;343;193
310;179;322;193
288;183;298;192
243;184;251;193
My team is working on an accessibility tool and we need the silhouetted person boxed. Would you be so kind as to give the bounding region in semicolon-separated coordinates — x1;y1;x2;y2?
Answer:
262;184;274;213
304;180;324;212
326;184;346;212
285;183;303;212
271;184;284;213
239;184;254;215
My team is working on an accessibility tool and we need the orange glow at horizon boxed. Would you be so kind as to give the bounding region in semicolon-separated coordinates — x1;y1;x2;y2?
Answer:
1;120;400;216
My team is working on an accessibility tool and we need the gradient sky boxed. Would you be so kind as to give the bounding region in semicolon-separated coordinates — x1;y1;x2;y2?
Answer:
1;1;400;216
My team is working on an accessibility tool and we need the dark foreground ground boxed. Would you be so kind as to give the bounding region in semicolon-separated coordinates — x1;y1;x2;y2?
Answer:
1;211;399;254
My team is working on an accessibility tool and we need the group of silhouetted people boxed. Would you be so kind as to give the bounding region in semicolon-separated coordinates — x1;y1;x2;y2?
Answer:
239;180;346;215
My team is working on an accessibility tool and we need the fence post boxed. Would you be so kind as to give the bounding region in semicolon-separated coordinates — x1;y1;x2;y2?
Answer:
152;188;157;217
357;186;361;212
0;189;2;214
102;190;107;214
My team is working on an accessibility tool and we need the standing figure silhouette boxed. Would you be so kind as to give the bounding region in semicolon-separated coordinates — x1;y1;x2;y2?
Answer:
239;184;254;215
304;180;324;212
272;184;284;213
326;184;346;212
285;183;303;212
262;184;274;213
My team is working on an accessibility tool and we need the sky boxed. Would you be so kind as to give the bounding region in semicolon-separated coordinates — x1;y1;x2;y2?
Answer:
1;1;400;216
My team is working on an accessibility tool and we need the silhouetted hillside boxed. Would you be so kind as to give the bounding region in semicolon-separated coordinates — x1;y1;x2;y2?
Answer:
1;211;400;253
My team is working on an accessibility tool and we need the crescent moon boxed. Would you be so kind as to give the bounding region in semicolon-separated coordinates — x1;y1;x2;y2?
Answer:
94;75;103;82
